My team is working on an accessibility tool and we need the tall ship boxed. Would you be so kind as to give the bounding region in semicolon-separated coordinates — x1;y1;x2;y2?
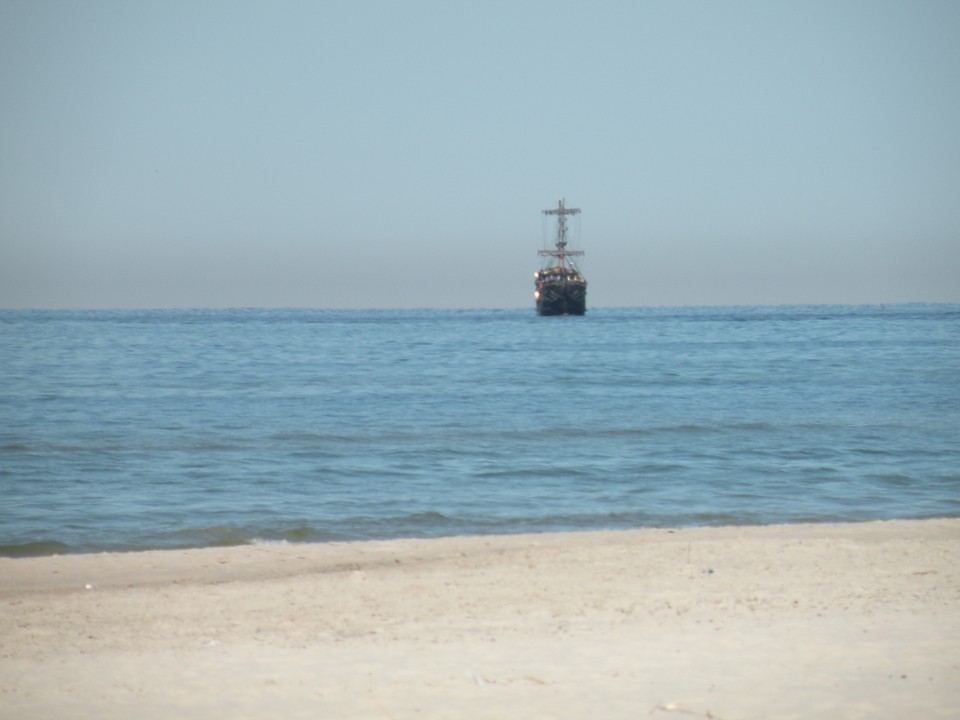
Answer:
534;198;587;316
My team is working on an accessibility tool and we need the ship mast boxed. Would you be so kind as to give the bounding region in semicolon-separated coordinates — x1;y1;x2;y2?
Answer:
540;198;584;270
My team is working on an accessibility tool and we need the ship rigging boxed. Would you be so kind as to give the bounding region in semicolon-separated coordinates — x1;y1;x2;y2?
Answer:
534;198;587;316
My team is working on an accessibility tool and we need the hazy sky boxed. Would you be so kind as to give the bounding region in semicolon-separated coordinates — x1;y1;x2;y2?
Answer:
2;0;958;309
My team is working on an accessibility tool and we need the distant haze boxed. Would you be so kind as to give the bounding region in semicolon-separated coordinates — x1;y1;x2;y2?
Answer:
2;1;958;309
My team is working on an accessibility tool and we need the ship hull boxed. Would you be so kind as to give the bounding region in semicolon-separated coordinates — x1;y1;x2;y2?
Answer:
536;283;586;316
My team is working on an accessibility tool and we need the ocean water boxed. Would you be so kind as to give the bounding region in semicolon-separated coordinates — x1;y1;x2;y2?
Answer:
1;305;958;556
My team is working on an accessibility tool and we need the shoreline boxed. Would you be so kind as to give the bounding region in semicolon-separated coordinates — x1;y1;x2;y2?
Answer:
5;513;959;560
3;518;958;719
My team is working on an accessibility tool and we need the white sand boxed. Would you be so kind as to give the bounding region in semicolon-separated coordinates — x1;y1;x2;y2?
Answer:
2;519;958;719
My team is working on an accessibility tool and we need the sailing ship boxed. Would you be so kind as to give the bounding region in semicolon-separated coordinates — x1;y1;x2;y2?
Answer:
534;198;587;316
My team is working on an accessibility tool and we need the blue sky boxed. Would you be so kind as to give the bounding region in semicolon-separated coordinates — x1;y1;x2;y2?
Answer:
2;0;958;309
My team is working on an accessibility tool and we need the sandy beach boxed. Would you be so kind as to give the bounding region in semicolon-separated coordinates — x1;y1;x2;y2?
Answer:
1;519;958;719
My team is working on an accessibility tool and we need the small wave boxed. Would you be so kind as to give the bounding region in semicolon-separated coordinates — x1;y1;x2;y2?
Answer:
0;540;72;558
473;466;597;480
405;511;452;523
864;472;933;491
140;524;344;550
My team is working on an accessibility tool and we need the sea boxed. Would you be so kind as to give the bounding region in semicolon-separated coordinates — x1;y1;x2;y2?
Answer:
1;304;958;557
